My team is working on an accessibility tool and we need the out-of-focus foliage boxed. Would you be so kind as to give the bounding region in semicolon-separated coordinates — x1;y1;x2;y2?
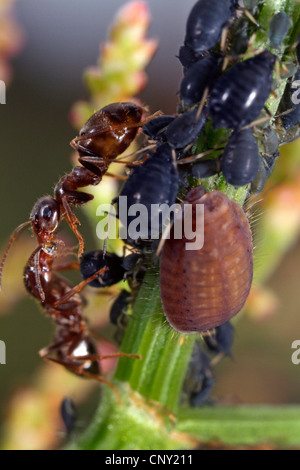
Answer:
0;0;24;82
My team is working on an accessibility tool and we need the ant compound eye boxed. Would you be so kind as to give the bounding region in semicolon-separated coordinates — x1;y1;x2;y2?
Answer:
30;197;60;238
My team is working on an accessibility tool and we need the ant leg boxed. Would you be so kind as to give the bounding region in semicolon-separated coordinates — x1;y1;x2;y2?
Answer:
73;352;141;361
53;260;80;272
61;197;85;258
105;172;128;181
40;352;121;403
53;266;109;308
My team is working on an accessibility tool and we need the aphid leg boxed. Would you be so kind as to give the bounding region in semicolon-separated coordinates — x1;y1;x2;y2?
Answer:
196;87;209;121
155;220;173;258
238;6;262;30
210;352;225;367
53;266;109;308
61;196;85;258
263;106;273;117
0;220;31;291
116;143;157;161
241;114;274;130
177;148;219;165
220;26;230;54
138;110;163;127
102;209;115;257
111;153;151;166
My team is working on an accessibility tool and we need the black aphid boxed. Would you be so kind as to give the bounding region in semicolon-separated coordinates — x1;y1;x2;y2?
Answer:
180;53;222;106
269;12;291;49
142;115;175;141
182;341;215;407
80;250;125;288
60;398;77;436
221;128;260;186
185;0;236;53
191;159;220;179
117;143;179;239
166;107;208;148
251;151;279;195
279;69;300;130
204;322;234;357
209;50;276;130
109;289;131;326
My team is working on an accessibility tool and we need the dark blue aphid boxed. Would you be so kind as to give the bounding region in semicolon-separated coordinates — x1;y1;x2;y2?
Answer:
269;12;291;49
185;0;236;53
296;37;300;64
178;45;206;71
191;158;220;179
180;53;222;106
183;341;215;407
221;129;260;187
251;151;279;195
117;143;179;239
204;321;234;357
80;250;125;288
243;0;263;11
166;107;208;148
229;19;249;57
262;126;279;155
209;50;276;130
279;69;300;130
60;398;76;435
110;289;131;326
142;115;175;142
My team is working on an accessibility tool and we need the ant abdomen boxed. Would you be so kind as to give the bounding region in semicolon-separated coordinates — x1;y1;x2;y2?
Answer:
71;102;144;161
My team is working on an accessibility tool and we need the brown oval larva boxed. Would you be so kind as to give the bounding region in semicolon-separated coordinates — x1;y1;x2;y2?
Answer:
160;186;253;333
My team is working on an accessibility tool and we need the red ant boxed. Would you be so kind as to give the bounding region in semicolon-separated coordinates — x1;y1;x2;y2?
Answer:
0;195;141;401
56;102;158;257
0;102;159;400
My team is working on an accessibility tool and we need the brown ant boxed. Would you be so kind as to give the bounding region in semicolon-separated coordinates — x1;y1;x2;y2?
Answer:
56;102;158;256
0;102;157;400
0;196;140;402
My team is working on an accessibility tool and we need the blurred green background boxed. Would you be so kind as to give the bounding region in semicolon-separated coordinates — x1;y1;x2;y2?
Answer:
0;0;300;449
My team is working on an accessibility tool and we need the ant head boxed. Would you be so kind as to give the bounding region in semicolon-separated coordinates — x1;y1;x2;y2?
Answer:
30;197;60;243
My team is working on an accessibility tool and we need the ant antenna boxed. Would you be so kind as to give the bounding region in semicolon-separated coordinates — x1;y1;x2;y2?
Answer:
0;221;31;291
